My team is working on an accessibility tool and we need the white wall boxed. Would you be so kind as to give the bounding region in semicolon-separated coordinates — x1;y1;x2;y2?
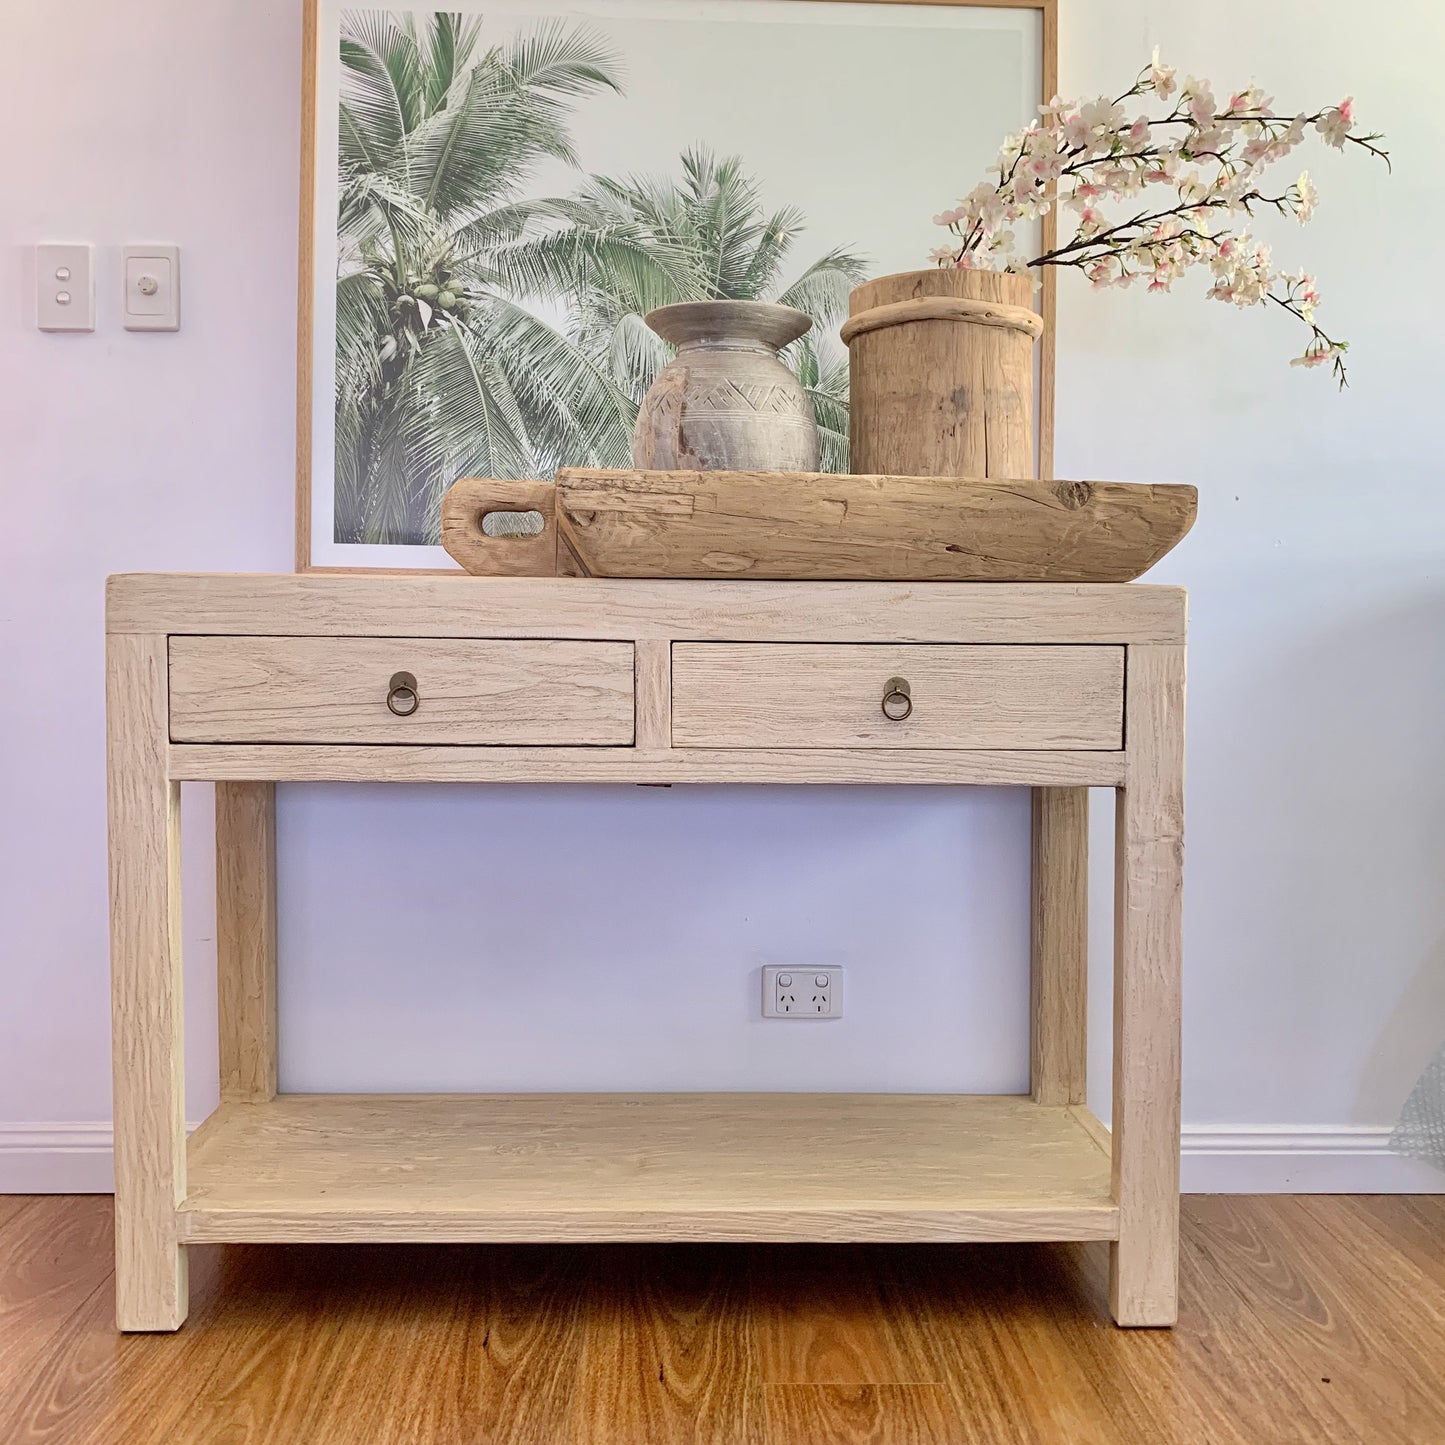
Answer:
2;0;1443;1192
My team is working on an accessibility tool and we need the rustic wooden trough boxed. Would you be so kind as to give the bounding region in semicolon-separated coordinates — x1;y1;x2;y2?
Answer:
440;470;1197;582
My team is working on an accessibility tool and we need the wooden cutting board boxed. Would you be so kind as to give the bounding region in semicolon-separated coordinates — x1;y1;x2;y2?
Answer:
440;469;1196;582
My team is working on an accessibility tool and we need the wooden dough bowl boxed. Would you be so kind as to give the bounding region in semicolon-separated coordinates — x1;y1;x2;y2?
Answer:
440;470;1196;583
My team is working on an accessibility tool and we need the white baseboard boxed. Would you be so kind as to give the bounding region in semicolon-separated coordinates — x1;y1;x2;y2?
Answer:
3;1121;1442;1196
1181;1125;1444;1193
0;1124;118;1194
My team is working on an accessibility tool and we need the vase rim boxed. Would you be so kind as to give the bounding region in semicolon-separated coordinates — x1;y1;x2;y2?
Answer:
643;299;813;351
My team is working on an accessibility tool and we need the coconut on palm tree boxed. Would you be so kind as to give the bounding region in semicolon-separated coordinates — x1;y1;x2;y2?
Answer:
334;10;652;544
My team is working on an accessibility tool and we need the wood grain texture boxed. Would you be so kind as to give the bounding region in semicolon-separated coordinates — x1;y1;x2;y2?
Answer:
176;1095;1118;1244
1111;644;1186;1325
294;0;317;572
168;636;635;746
672;644;1123;751
764;1384;966;1444
215;782;277;1103
634;637;672;751
108;575;1189;645
441;471;1196;582
847;271;1039;480
570;1246;766;1443
439;477;562;578
1037;0;1058;482
4;1196;1443;1444
106;633;187;1331
168;743;1127;787
1030;787;1089;1105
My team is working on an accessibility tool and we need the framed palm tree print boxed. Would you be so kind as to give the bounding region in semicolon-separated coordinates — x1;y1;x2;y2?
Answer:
297;0;1057;571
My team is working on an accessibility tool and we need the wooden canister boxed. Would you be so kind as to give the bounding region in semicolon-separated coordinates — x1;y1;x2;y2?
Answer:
842;269;1043;479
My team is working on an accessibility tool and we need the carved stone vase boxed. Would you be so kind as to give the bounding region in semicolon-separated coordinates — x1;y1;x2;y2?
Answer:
632;300;820;471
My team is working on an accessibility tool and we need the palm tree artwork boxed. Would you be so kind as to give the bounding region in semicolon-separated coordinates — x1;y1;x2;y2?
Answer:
334;10;868;546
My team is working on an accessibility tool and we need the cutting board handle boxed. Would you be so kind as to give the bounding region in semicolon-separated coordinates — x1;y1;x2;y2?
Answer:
440;478;560;576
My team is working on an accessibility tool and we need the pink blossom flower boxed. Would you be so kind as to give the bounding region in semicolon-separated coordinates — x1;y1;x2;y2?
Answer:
1149;48;1178;99
1317;99;1354;147
1183;79;1218;128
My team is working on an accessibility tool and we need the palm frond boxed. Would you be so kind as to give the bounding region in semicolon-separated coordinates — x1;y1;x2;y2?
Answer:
337;171;439;258
735;205;806;302
339;11;422;156
416;12;483;114
401;61;591;220
777;245;872;326
501;20;624;98
474;298;637;468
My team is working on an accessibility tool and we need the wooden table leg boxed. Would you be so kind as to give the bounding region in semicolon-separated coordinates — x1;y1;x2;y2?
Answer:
216;782;278;1102
107;634;188;1330
1030;786;1088;1106
1110;644;1185;1326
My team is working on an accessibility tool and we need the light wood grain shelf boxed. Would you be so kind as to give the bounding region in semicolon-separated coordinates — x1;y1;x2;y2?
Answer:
108;576;1183;1329
178;1094;1118;1245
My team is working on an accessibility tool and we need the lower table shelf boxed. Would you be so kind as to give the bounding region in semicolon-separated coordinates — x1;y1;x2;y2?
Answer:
179;1093;1117;1245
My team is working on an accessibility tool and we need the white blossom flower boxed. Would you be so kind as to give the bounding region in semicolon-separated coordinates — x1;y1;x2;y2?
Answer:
1149;48;1178;99
1295;171;1318;223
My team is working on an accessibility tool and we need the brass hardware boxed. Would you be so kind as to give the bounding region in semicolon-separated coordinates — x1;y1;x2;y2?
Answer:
881;676;912;722
386;671;419;717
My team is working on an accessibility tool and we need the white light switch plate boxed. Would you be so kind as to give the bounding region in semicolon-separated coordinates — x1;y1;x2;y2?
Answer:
36;244;95;332
123;245;180;331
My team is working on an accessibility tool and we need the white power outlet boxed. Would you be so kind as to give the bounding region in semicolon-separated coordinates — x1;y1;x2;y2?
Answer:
762;966;843;1019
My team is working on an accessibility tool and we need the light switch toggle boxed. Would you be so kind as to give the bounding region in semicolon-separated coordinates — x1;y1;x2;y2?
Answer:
36;244;94;332
123;245;180;331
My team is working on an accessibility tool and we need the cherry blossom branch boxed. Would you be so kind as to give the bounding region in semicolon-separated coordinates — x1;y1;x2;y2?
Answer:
929;51;1389;383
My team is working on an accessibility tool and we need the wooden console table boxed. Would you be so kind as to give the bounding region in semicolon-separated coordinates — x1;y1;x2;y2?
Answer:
106;575;1184;1331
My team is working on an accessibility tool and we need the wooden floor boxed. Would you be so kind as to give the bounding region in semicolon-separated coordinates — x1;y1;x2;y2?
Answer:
1;1195;1442;1444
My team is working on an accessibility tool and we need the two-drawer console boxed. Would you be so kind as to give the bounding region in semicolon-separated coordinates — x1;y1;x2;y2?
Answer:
106;575;1184;1331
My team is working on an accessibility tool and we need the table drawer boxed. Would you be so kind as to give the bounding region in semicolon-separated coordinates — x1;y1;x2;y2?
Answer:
671;644;1123;750
169;637;635;745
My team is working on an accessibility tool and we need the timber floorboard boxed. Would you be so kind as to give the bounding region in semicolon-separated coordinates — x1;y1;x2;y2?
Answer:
0;1196;1442;1444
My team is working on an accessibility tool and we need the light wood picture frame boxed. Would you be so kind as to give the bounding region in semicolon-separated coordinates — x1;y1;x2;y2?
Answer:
295;0;1058;573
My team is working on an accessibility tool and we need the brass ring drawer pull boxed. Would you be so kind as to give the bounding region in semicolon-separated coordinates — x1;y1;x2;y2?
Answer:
386;671;419;717
881;676;912;722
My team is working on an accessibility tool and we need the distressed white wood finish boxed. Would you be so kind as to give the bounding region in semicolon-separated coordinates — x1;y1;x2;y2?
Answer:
167;745;1127;787
169;636;635;746
104;574;1184;1331
1111;644;1186;1326
107;633;188;1330
1030;787;1089;1105
216;782;277;1103
109;575;1186;645
673;644;1123;750
634;637;672;752
178;1094;1118;1244
440;471;1197;583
